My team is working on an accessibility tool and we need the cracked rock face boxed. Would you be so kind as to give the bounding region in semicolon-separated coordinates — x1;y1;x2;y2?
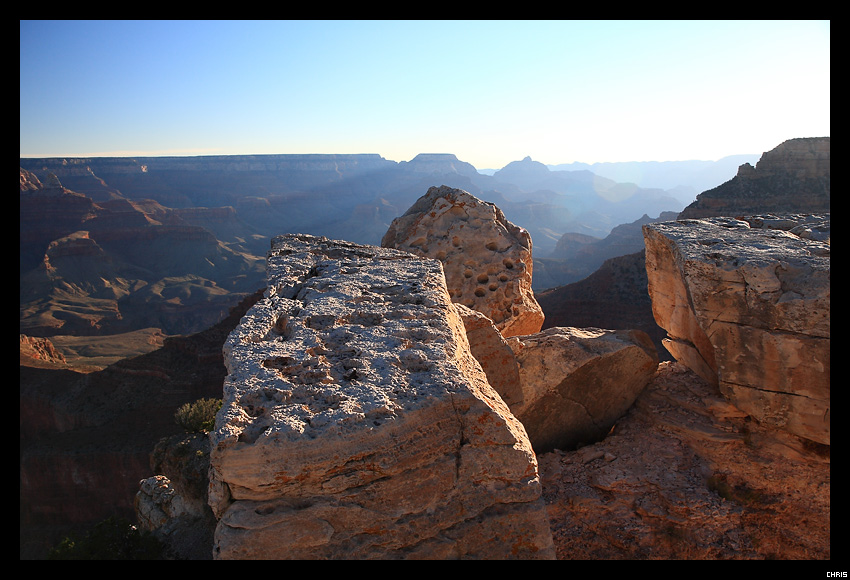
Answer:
208;234;554;559
382;185;544;337
643;215;830;444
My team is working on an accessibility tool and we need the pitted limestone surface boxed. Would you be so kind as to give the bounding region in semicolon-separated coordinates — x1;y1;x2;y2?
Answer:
209;233;554;559
382;185;544;337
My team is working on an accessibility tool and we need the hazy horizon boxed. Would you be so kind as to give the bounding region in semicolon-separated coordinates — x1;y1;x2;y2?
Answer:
20;20;829;169
17;149;762;170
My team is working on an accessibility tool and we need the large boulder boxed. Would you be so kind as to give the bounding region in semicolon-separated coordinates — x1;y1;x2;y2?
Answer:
505;327;658;453
643;215;830;444
382;185;544;337
456;306;658;454
208;234;554;560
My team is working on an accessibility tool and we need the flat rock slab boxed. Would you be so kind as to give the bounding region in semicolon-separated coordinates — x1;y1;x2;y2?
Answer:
643;216;830;444
209;233;554;559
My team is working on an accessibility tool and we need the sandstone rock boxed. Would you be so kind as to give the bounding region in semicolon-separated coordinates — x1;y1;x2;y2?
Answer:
136;475;193;532
20;167;43;192
382;185;544;337
455;303;523;410
19;334;66;365
208;233;554;560
505;327;658;453
643;216;830;444
135;433;217;559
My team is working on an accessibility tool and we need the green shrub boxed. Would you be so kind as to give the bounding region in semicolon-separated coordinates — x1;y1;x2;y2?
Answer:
47;516;164;560
174;397;222;433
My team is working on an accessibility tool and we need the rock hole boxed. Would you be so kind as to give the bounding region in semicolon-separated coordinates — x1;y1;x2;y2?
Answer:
485;241;499;251
503;259;514;269
305;315;336;330
345;311;383;327
273;313;294;338
474;288;486;297
262;356;298;370
477;273;489;284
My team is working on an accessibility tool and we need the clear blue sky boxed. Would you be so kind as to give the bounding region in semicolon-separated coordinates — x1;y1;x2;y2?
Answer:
20;20;830;169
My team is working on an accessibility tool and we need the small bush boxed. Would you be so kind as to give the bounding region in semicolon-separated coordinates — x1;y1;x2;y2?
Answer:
174;397;222;433
47;516;164;560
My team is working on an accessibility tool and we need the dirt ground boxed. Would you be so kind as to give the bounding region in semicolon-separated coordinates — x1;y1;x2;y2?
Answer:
538;361;830;560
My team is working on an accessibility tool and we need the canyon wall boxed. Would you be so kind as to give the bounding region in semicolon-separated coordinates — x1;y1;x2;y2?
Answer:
679;137;829;219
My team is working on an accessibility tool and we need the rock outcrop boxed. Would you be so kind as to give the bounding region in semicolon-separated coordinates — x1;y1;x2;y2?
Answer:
382;185;544;337
457;306;657;454
679;137;830;219
208;234;554;560
135;433;217;560
643;215;829;444
19;334;66;367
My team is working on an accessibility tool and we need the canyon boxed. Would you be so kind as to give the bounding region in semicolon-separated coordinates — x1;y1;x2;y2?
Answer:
21;138;829;559
136;190;829;560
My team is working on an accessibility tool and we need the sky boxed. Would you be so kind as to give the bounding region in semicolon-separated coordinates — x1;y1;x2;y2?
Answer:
20;20;830;170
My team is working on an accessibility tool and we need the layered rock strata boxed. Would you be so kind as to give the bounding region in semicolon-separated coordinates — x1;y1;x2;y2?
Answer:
679;137;830;219
382;185;544;337
643;215;830;444
208;234;554;559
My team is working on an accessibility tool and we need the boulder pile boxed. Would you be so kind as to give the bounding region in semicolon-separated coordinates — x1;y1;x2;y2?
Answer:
135;183;831;559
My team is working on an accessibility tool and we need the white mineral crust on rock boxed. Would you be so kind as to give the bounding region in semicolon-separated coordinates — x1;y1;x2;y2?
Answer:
208;233;554;559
